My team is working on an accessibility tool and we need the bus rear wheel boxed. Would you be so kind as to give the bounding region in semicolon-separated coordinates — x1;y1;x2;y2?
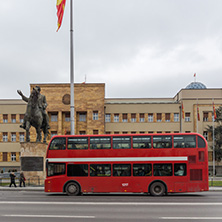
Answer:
65;182;80;196
149;182;166;196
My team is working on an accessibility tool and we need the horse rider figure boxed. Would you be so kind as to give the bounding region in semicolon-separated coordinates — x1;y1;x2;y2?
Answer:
17;86;50;131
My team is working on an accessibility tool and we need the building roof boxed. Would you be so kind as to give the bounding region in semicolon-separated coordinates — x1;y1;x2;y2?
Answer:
185;81;207;89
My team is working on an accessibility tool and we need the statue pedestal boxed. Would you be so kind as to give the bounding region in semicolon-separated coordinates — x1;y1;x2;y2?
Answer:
20;142;48;186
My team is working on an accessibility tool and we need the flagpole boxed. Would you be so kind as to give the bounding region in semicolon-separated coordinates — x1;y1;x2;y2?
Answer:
196;99;198;133
212;99;215;180
70;0;75;135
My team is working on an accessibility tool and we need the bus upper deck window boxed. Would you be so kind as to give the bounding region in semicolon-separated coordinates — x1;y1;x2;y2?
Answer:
68;137;88;149
174;135;196;148
113;137;131;149
90;137;111;149
49;137;66;150
133;136;151;149
153;136;172;148
198;136;206;148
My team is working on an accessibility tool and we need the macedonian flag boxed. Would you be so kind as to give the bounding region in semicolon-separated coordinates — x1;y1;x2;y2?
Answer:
57;0;66;31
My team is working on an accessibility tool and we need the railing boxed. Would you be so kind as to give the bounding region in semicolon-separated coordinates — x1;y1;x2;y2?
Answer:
0;176;44;187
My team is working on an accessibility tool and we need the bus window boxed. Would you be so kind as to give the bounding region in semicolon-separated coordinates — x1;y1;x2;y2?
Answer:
174;163;187;176
90;164;111;177
67;137;88;149
113;137;131;149
67;164;88;177
133;136;151;149
113;164;131;176
90;137;111;149
153;136;172;148
133;164;152;176
153;164;172;176
198;136;206;148
174;135;196;148
47;163;65;177
49;137;66;150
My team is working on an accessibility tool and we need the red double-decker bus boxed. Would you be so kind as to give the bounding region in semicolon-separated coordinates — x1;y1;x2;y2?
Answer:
45;133;208;196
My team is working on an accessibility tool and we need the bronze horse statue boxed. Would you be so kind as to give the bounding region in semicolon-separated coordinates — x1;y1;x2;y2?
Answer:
18;88;49;143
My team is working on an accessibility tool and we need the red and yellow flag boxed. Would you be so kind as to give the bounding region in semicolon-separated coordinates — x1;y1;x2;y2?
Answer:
57;0;66;31
182;103;185;119
197;104;200;121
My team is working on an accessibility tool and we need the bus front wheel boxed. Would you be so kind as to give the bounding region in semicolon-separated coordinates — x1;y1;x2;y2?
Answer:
65;182;80;196
149;182;166;196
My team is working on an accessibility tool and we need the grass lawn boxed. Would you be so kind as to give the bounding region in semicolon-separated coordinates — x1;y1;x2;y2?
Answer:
209;180;222;187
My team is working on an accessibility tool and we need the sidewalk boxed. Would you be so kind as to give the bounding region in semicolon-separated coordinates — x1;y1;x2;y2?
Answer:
0;186;44;191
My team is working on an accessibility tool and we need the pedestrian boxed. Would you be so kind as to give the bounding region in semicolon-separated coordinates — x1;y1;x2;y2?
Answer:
19;171;26;187
9;172;17;187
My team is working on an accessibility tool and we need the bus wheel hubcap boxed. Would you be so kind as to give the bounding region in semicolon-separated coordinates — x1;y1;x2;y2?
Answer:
68;185;76;193
154;186;161;193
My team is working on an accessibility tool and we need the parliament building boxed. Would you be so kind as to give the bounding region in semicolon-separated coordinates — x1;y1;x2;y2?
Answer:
0;82;222;174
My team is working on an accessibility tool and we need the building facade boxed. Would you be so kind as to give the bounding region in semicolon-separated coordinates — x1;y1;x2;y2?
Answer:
0;82;221;173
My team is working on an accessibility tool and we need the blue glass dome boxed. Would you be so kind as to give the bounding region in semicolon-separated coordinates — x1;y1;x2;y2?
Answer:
186;82;207;89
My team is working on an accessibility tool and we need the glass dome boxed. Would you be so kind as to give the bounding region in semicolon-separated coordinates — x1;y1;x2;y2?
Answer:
185;82;207;89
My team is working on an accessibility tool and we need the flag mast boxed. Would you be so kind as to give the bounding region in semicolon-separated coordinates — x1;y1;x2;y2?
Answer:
70;0;75;135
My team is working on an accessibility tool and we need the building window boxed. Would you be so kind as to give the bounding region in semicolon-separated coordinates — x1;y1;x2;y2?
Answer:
122;113;128;122
11;114;16;123
157;113;162;122
203;112;208;122
93;130;98;135
51;113;58;122
79;131;86;135
3;152;7;162
131;113;136;122
79;113;86;122
114;114;119;122
203;131;208;141
3;114;8;123
185;113;190;122
65;112;70;122
174;113;179;122
105;114;111;122
148;113;153;122
11;152;16;162
20;114;24;123
165;113;170;122
3;132;8;142
19;133;25;142
65;131;70;135
140;113;145;122
11;132;16;142
93;111;98;120
51;131;57;138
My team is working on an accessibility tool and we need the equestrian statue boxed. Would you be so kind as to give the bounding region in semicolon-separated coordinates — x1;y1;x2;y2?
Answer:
17;86;50;143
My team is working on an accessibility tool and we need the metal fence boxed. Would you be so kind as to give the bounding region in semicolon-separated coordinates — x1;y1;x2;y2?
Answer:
0;176;44;187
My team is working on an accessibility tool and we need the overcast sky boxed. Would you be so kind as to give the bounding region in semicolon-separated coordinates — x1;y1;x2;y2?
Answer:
1;0;222;99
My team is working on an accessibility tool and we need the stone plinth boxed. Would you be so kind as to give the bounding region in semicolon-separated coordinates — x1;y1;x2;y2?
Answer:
20;142;48;186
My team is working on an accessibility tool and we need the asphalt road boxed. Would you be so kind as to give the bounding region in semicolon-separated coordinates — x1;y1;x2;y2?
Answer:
0;191;222;222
